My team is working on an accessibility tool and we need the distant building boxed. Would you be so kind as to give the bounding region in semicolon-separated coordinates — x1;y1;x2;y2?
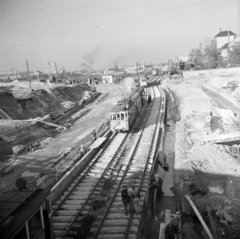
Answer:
102;75;116;84
214;29;237;49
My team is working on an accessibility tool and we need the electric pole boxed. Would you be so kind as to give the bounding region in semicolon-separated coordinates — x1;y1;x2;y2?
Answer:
55;62;58;84
48;61;52;80
15;69;18;80
12;68;14;81
136;62;138;77
26;60;31;89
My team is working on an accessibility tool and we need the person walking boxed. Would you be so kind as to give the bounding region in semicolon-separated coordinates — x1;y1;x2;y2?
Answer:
121;185;131;216
92;130;97;141
130;185;140;215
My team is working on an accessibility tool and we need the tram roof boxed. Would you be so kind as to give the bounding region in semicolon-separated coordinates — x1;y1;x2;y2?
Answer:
0;188;50;238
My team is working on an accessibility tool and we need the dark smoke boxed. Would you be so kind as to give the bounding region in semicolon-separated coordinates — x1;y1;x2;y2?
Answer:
82;46;101;65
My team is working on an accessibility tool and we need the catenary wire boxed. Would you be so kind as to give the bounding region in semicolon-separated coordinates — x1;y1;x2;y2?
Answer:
1;0;210;33
0;0;44;13
0;0;110;19
0;0;237;48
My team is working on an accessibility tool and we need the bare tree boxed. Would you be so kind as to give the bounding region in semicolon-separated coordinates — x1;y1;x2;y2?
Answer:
189;48;203;69
204;40;221;69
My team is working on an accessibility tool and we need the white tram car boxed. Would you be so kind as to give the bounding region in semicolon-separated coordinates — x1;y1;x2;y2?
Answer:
139;78;148;87
109;87;144;132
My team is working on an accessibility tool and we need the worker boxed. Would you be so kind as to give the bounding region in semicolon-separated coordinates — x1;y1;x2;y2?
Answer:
80;144;85;157
165;212;181;239
92;130;97;141
129;185;140;215
121;185;131;216
157;150;168;169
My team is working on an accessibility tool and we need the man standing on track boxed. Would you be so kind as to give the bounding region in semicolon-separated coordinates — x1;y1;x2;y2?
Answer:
129;185;140;215
121;185;131;216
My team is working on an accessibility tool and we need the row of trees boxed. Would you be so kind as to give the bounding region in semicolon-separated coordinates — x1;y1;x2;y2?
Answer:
189;40;240;69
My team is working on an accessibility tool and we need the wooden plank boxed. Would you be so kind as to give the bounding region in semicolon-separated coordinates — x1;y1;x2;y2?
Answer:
0;133;14;142
185;195;214;239
36;120;66;129
165;209;171;226
159;223;165;239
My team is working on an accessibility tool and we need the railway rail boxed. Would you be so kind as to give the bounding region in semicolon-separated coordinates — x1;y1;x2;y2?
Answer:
51;85;166;239
89;86;165;239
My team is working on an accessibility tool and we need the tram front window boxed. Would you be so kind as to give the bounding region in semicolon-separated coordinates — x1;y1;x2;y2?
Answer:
117;114;120;120
121;113;124;120
112;114;116;120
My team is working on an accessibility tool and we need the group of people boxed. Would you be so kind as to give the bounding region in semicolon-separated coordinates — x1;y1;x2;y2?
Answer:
121;185;140;216
120;175;180;239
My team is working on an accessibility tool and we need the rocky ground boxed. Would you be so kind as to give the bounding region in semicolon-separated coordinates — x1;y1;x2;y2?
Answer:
164;74;240;239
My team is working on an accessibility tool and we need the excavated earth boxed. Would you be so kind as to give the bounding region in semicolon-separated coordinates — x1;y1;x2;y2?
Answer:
164;74;240;239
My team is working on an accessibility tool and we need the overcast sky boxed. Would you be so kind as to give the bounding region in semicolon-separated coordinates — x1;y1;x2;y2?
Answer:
0;0;239;73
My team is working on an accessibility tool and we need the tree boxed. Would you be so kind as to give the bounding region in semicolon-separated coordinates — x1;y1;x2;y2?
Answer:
204;40;221;69
228;43;240;67
189;48;203;69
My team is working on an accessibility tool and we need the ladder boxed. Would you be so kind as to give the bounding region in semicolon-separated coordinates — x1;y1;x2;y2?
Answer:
0;109;12;120
207;207;219;239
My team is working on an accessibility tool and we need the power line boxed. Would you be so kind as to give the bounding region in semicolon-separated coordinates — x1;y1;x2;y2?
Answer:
0;0;108;19
28;63;50;70
0;64;25;72
0;0;43;13
0;1;238;48
0;0;237;48
0;0;111;27
2;0;209;34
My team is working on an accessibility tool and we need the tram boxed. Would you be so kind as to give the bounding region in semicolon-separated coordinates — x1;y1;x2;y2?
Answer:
0;185;53;239
139;77;148;87
109;87;144;132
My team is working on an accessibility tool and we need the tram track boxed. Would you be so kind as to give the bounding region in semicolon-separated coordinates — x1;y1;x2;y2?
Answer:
52;84;166;239
52;90;151;238
89;86;166;239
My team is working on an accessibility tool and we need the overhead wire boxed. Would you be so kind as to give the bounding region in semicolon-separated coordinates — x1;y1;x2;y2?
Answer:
1;0;210;33
28;63;50;70
0;0;111;27
0;0;237;48
0;0;44;13
0;0;110;19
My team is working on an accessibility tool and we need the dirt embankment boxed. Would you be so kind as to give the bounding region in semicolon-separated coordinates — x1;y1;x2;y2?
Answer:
165;75;240;238
0;84;91;121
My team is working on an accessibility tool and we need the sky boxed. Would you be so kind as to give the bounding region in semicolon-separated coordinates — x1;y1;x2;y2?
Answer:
0;0;239;73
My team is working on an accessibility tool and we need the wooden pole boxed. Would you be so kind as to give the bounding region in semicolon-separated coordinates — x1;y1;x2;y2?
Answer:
185;195;214;239
55;62;58;84
26;60;31;89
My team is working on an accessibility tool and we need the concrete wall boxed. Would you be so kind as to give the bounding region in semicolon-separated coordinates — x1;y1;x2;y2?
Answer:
183;67;240;78
50;130;112;205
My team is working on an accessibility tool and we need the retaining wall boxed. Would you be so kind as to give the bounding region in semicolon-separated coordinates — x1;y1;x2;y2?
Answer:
183;67;240;78
50;130;112;205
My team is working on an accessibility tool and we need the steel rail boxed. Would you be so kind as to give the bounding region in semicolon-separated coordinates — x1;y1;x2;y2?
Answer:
125;85;165;239
91;86;156;239
61;132;130;238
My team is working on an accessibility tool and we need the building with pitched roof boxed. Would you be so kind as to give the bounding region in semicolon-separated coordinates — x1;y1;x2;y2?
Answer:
214;29;237;49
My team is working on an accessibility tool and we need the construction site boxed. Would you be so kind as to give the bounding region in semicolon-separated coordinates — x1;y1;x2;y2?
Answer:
1;67;240;239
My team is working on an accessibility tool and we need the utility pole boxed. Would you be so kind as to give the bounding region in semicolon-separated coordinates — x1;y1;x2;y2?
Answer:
26;60;31;89
12;68;14;81
48;61;52;80
15;69;18;80
55;62;58;84
136;62;138;77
